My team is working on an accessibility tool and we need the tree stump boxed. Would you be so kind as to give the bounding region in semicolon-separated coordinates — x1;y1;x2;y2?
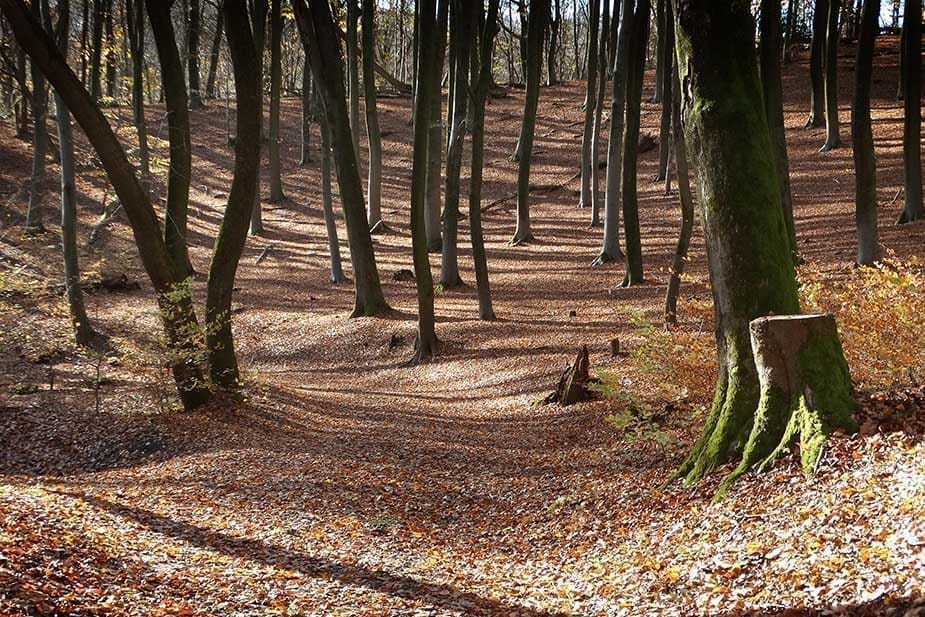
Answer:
722;313;859;490
545;345;595;406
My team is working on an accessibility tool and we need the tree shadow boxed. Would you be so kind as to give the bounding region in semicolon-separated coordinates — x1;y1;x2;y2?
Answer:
716;596;925;617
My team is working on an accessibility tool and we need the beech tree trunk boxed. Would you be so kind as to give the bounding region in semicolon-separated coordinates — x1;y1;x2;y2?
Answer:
576;0;599;211
671;0;855;493
25;0;48;233
249;0;268;237
295;0;389;317
347;0;361;157
897;0;922;223
362;0;383;231
319;108;346;283
205;3;223;99
0;0;210;410
820;0;842;151
806;0;827;128
654;1;672;183
511;0;548;246
546;0;559;85
651;0;665;104
267;0;286;202
188;0;203;109
852;0;880;265
664;58;692;328
589;0;609;227
424;0;448;252
300;61;312;166
126;0;149;176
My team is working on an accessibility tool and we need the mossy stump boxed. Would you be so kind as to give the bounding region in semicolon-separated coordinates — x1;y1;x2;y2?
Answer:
718;313;859;494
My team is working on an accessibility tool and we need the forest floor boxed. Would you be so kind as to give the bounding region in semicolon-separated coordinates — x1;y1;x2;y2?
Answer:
1;38;925;617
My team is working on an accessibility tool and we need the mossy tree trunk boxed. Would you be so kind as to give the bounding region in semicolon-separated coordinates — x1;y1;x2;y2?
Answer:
671;0;855;492
576;0;599;211
295;0;389;318
820;0;842;151
466;0;500;321
896;0;922;224
806;0;827;129
617;0;648;288
852;0;880;265
361;0;384;231
511;0;548;246
267;0;286;203
205;0;262;389
146;0;193;273
760;0;797;263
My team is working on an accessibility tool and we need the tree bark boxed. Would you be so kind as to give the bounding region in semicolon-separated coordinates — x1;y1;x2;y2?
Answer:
362;0;383;230
424;0;448;252
806;0;827;128
248;0;267;236
295;0;389;317
347;0;361;157
576;0;599;210
896;0;922;223
589;0;609;227
319;105;347;283
267;0;286;202
664;53;692;328
852;0;880;264
820;0;842;151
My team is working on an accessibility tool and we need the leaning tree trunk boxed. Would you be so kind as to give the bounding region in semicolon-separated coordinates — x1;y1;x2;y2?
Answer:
267;0;286;203
126;0;149;176
408;0;440;362
467;0;500;321
671;0;856;494
820;0;842;151
362;0;384;232
664;59;692;328
806;0;827;128
896;0;922;224
205;0;262;389
576;0;600;211
319;108;346;283
511;0;548;246
188;0;203;109
617;0;648;288
589;0;609;228
852;0;880;265
0;0;210;410
146;0;193;273
760;0;797;263
295;0;389;317
594;0;631;267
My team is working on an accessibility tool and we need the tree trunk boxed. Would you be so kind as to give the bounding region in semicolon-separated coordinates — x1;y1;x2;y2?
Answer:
205;3;224;99
347;0;361;157
205;0;262;389
594;0;631;267
267;0;286;202
651;0;664;104
896;0;922;223
806;0;827;128
664;51;692;328
319;106;347;283
25;0;48;233
424;0;448;252
589;0;609;227
852;0;880;264
300;58;313;166
546;0;559;85
617;0;647;288
511;0;547;245
295;0;389;317
188;0;204;108
654;1;672;183
408;0;439;362
89;0;103;99
820;0;842;151
249;0;267;236
670;0;856;493
146;0;193;273
576;0;599;210
783;0;798;63
127;0;149;176
760;0;797;262
1;0;211;410
362;0;383;230
467;0;500;321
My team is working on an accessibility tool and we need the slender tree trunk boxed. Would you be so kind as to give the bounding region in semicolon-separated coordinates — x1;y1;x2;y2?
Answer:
664;58;692;328
761;0;797;262
820;0;842;150
347;0;361;157
104;0;115;99
206;0;262;389
25;0;48;233
89;0;103;99
852;0;880;264
300;58;313;166
205;3;224;98
249;0;267;236
408;0;439;361
577;0;599;210
1;0;211;409
594;0;630;266
295;0;389;317
188;0;203;108
127;0;149;176
80;0;89;84
651;0;664;104
146;0;193;273
467;0;500;320
783;0;798;63
424;0;448;252
654;1;672;183
589;0;609;227
897;0;922;223
319;107;346;283
362;0;383;230
267;0;286;202
511;0;548;245
617;0;647;288
440;0;473;286
546;0;559;85
806;0;827;128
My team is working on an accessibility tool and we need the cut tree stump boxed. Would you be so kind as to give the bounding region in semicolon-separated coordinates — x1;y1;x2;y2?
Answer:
545;345;596;406
720;313;859;491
